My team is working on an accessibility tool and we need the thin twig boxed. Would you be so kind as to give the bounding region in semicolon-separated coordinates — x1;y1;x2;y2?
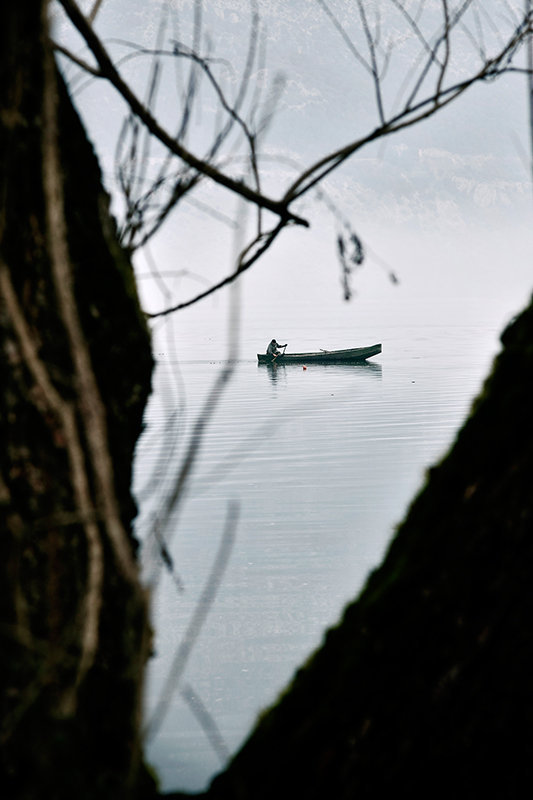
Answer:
435;0;451;100
527;0;533;184
144;217;286;318
111;3;263;250
404;0;474;111
357;0;386;124
57;0;308;228
88;0;105;23
180;683;230;765
283;18;532;206
52;41;102;76
143;356;235;585
315;0;372;75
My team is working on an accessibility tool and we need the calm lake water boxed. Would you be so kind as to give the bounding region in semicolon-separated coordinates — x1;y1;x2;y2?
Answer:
132;293;519;792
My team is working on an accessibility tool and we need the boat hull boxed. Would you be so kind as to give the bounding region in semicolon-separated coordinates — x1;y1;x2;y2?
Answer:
257;343;382;364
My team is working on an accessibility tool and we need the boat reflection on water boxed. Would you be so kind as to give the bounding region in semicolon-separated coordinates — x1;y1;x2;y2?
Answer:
260;359;382;385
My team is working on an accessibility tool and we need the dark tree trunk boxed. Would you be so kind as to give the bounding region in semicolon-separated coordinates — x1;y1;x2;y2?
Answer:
202;295;533;799
1;3;154;798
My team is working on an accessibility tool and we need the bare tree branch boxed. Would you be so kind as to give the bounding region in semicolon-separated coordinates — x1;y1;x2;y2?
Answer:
55;0;533;317
52;40;102;76
527;0;533;183
283;13;532;206
142;352;235;580
144;217;287;318
436;0;451;99
88;0;105;24
389;0;443;68
315;0;372;75
404;0;474;111
57;0;309;229
180;683;230;766
357;0;386;124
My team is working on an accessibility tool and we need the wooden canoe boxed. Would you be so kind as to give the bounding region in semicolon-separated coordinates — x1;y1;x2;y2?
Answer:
257;343;382;364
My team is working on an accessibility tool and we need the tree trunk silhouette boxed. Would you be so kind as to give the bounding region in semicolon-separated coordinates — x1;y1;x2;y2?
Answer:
1;3;154;798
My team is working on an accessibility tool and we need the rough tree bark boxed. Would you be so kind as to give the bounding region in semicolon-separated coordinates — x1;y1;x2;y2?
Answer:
0;3;154;798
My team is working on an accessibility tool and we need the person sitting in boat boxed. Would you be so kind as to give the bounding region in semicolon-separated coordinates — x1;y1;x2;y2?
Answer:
266;339;287;358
